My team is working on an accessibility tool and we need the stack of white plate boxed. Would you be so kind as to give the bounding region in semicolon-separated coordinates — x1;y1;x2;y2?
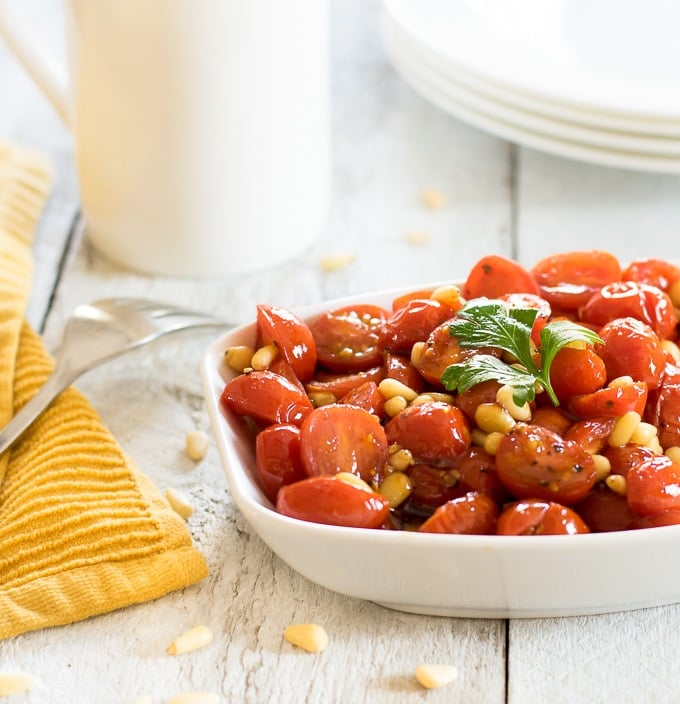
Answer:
382;0;680;173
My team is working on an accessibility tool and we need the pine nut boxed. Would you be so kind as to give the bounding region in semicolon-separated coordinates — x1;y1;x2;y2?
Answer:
251;343;278;370
420;187;445;209
483;431;503;456
384;395;408;417
379;378;418;402
608;411;642;447
320;253;355;271
414;664;458;689
378;472;412;507
410;393;435;406
284;623;329;653
592;454;611;482
608;375;634;389
475;403;516;434
168;693;219;704
410;341;426;367
308;391;337;407
165;487;194;520
669;279;680;308
629;422;657;446
224;345;254;372
648;436;664;454
606;474;627;495
166;625;213;655
388;448;414;471
426;392;455;404
405;230;432;245
496;384;532;421
430;285;461;308
662;339;680;363
565;340;587;350
666;447;680;464
0;672;33;697
130;695;154;704
471;428;488;448
335;472;372;492
186;429;210;461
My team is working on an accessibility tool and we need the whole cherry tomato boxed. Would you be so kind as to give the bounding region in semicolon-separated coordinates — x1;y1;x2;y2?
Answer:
621;258;680;292
385;401;471;465
495;423;597;504
255;424;306;503
379;299;456;354
497;499;590;535
530;250;621;310
645;361;680;449
596;317;666;390
548;346;607;402
568;380;648;419
309;304;388;372
419;492;498;534
463;255;540;299
256;305;317;382
627;455;680;516
580;281;677;340
563;417;616;454
221;370;313;426
300;404;388;484
574;486;636;533
276;475;390;528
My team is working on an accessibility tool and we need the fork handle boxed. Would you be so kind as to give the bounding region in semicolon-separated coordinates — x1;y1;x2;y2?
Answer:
0;366;75;456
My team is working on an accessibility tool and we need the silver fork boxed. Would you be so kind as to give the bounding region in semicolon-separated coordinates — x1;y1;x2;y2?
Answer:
0;298;229;455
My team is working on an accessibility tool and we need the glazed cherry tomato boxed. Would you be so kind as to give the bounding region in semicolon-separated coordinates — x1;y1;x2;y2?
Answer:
305;366;384;400
596;317;666;390
411;322;471;388
645;361;680;449
500;292;552;344
531;406;572;436
627;455;680;516
419;492;498;534
568;380;648;419
632;510;680;528
580;281;677;340
495;423;597;504
405;464;463;511
463;254;540;299
574;487;636;533
497;499;590;535
221;370;313;426
338;381;385;418
604;444;656;478
453;446;511;504
530;250;622;310
379;299;456;354
276;475;390;528
622;258;680;292
309;304;388;372
455;380;501;423
300;404;388;484
391;289;435;311
384;352;426;392
385;401;471;465
255;424;306;503
548;346;607;402
256;305;317;382
563;417;616;454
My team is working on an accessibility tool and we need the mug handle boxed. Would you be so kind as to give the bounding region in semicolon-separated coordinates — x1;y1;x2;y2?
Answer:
0;1;70;126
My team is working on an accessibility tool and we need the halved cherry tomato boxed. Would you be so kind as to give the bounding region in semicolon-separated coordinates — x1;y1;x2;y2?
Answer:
580;281;678;340
257;305;317;382
379;299;456;354
419;492;498;534
338;381;385;418
276;475;390;528
563;417;616;454
627;455;680;516
384;352;426;392
531;406;572;436
405;464;462;511
530;250;621;310
548;346;607;402
622;258;680;292
644;361;680;449
305;366;384;400
463;254;540;299
453;446;511;504
596;317;665;390
632;510;680;528
221;370;313;426
385;401;471;465
300;404;388;484
497;499;590;535
255;424;306;503
495;423;597;504
604;444;656;478
574;486;636;532
455;380;501;423
500;292;552;344
309;304;388;372
568;380;648;419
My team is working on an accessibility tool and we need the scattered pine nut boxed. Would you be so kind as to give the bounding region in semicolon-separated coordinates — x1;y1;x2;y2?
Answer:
669;279;680;308
609;411;642;447
496;384;532;422
608;375;634;389
224;345;254;372
592;454;611;482
168;693;219;704
415;664;458;689
130;696;154;704
166;625;214;655
186;429;210;461
405;230;432;245
0;672;33;697
378;472;412;507
165;487;194;520
251;343;278;370
662;339;680;363
483;431;504;456
420;187;445;209
284;623;329;653
387;447;414;471
335;472;372;492
666;446;680;464
384;395;408;417
430;284;461;308
606;474;628;496
320;253;355;272
379;378;418;402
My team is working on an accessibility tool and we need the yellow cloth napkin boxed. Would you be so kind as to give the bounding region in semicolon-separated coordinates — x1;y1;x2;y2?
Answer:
0;141;208;640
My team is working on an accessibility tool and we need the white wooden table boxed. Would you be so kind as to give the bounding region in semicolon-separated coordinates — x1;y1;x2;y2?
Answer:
3;2;680;702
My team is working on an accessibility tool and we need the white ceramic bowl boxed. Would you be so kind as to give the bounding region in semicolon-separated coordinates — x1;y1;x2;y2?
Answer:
201;287;680;618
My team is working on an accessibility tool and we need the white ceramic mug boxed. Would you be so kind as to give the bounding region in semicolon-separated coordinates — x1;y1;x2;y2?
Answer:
0;0;330;276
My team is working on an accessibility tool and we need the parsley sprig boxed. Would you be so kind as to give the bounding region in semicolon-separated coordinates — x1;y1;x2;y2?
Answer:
440;300;602;407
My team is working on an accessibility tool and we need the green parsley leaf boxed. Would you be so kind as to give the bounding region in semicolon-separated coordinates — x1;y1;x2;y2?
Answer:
441;299;603;406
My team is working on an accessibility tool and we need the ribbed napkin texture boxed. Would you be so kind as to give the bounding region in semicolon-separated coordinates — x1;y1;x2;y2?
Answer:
0;141;208;640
